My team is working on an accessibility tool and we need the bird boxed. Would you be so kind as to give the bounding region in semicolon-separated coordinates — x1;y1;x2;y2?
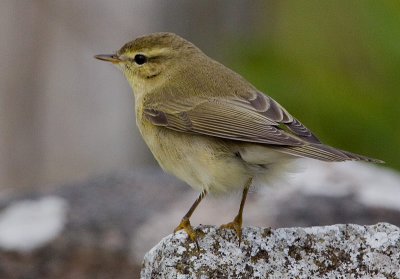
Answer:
95;32;382;246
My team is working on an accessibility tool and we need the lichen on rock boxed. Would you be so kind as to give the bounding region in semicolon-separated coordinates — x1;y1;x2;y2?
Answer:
141;223;400;278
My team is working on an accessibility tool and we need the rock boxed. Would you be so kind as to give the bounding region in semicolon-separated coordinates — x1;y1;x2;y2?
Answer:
141;223;400;279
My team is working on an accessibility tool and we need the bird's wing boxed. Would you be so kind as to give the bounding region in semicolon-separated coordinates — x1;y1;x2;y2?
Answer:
143;89;320;146
142;88;382;163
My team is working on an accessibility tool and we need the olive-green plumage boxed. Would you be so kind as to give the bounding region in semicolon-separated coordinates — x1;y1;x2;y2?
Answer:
95;32;382;244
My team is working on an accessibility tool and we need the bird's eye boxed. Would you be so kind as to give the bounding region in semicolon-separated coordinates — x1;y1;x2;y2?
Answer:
134;54;147;65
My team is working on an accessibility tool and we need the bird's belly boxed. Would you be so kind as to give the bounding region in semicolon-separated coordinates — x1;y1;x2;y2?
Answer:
138;122;251;194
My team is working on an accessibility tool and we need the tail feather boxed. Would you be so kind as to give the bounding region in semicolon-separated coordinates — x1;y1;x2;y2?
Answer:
272;143;383;163
340;149;384;163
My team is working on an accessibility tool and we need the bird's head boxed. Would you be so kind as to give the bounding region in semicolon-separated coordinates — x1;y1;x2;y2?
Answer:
95;32;200;96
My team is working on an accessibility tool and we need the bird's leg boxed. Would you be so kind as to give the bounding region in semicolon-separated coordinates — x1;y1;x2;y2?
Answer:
221;177;253;245
174;190;207;247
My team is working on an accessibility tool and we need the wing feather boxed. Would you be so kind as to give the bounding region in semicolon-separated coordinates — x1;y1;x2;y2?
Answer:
144;90;320;146
144;97;305;146
142;89;381;162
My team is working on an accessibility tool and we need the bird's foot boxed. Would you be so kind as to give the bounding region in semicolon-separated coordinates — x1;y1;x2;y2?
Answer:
174;217;199;249
220;215;243;245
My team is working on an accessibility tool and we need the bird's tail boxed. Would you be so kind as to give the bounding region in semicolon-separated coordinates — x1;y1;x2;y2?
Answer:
272;143;383;163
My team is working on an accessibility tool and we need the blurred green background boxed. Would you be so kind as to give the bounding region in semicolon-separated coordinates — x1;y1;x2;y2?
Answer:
225;1;399;170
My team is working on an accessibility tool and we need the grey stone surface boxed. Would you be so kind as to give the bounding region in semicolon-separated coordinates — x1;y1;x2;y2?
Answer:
141;223;400;279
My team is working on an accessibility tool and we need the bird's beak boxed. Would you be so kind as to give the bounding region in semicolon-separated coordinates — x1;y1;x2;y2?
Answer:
94;54;121;63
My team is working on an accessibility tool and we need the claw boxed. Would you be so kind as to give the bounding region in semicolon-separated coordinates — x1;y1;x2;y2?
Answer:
174;217;199;249
220;215;243;245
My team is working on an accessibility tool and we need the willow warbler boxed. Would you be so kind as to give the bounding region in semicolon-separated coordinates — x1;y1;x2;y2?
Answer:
95;32;382;245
